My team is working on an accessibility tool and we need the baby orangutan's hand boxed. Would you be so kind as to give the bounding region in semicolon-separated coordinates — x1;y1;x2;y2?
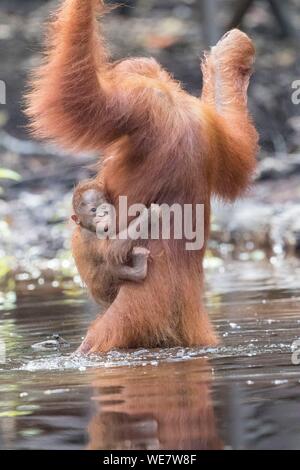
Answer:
103;237;134;266
130;246;151;282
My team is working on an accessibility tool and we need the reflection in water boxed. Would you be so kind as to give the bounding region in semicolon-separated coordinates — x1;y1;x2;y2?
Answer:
0;259;300;449
88;360;222;450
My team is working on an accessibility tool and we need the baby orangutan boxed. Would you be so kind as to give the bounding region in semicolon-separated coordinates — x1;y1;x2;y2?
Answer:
71;180;151;305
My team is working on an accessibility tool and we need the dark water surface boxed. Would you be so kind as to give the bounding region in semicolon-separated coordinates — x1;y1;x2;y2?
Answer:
1;259;300;450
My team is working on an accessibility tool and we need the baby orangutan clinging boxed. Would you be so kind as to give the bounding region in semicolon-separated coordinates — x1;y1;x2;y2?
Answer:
72;180;151;305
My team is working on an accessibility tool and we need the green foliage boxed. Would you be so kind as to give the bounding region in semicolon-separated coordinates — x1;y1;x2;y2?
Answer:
0;168;21;195
0;168;21;181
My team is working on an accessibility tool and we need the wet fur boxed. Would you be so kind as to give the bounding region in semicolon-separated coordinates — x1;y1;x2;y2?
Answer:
25;0;258;352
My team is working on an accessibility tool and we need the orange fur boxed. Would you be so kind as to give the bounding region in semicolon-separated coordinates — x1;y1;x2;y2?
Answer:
71;179;117;305
25;0;258;352
72;225;118;305
71;179;148;305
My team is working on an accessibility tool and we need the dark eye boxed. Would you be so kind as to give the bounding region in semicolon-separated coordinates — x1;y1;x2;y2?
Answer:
90;208;97;213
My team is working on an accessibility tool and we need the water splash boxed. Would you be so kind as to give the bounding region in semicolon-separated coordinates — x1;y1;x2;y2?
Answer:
17;341;293;372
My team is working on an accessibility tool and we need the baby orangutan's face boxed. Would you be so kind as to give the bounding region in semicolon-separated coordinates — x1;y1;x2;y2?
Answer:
72;189;106;232
94;203;113;237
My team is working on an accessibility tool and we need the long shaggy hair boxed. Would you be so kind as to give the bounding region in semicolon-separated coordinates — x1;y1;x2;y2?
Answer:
25;0;258;352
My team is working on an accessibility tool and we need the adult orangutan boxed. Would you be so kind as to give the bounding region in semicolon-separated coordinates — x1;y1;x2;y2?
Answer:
25;0;258;353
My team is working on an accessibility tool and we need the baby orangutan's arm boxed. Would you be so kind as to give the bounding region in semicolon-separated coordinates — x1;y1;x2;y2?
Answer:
71;226;149;307
98;205;158;266
109;247;150;283
78;206;153;287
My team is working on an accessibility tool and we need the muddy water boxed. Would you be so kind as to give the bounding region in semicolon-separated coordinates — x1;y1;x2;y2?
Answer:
1;258;300;450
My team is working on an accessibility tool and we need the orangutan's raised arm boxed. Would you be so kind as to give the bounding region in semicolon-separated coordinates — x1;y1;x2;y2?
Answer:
24;0;178;157
25;0;131;152
201;29;259;201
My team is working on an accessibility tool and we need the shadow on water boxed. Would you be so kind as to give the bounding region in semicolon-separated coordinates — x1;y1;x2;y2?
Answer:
1;259;300;449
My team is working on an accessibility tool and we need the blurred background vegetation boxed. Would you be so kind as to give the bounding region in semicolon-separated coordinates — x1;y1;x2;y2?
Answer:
0;0;300;306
